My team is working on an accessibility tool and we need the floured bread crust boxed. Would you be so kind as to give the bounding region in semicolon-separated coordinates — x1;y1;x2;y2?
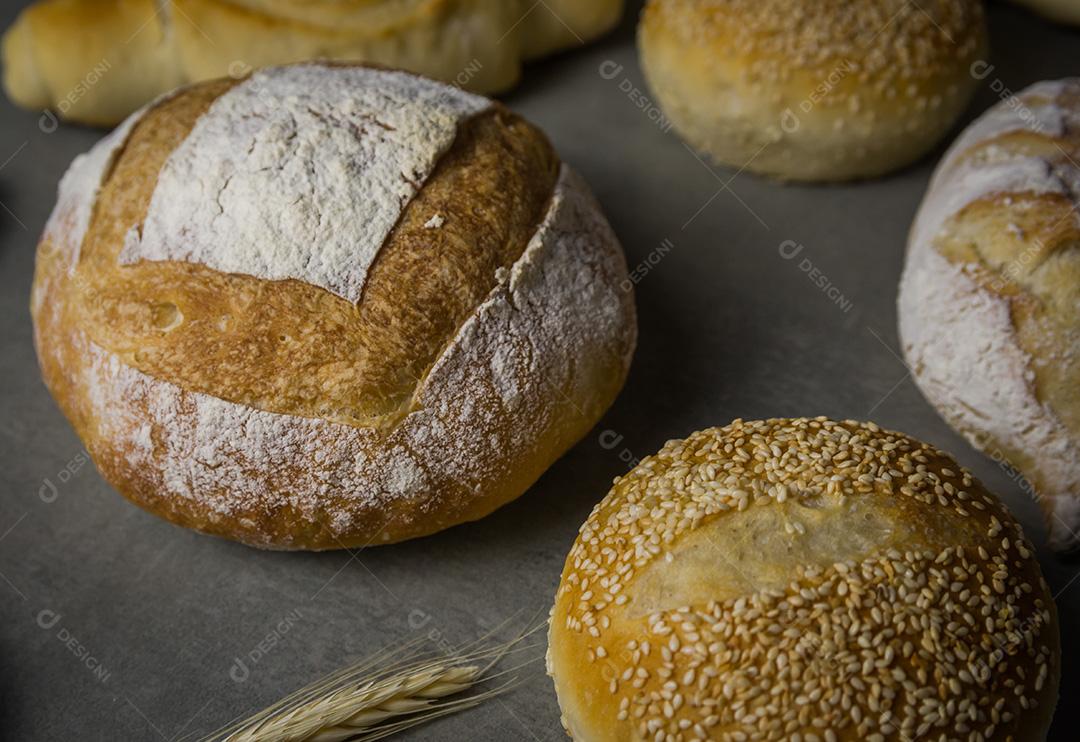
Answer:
899;79;1080;553
31;64;637;550
120;65;491;304
548;419;1060;741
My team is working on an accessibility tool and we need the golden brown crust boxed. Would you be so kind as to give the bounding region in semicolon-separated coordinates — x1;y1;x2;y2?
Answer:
71;80;558;427
549;418;1060;741
2;0;624;125
638;0;987;181
32;66;637;549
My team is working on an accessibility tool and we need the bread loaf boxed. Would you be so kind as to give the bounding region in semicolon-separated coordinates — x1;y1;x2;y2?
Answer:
31;63;637;550
638;0;987;181
3;0;623;126
548;418;1060;740
899;79;1080;554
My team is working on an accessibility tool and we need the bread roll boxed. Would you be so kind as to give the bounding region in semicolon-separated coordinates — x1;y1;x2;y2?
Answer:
899;79;1080;555
638;0;987;181
31;63;637;550
1009;0;1080;26
2;0;623;126
548;418;1060;741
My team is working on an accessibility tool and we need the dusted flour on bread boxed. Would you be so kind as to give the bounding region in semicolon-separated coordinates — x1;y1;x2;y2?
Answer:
899;78;1080;552
75;168;633;542
31;65;637;549
42;94;169;271
120;65;490;304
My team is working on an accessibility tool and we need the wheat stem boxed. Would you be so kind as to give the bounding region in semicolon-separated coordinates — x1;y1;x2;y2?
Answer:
199;622;541;742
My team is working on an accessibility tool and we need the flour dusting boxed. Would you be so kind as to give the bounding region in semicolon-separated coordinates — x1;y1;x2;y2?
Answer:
119;64;491;303
71;165;635;546
899;78;1080;551
44;97;165;270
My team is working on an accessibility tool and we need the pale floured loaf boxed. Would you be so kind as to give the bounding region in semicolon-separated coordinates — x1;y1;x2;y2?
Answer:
638;0;987;181
899;79;1080;554
31;63;637;550
548;418;1060;741
2;0;624;126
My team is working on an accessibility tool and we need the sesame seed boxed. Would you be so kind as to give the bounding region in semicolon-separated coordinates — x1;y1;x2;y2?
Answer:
554;418;1056;740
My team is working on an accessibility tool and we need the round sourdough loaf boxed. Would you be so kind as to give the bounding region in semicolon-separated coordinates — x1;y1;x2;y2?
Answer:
899;79;1080;554
548;418;1060;741
638;0;987;181
31;63;637;550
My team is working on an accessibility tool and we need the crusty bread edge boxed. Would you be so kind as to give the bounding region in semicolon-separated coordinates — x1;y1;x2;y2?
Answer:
898;80;1080;553
33;112;637;549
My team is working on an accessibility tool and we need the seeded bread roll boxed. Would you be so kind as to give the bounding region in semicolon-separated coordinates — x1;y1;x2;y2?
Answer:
31;63;637;550
899;79;1080;555
1010;0;1080;26
2;0;623;126
637;0;987;181
548;418;1060;741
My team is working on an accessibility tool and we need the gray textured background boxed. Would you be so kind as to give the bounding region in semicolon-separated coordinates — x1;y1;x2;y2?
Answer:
0;1;1077;739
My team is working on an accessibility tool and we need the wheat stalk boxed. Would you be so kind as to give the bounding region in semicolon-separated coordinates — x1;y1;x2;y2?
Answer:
199;622;541;742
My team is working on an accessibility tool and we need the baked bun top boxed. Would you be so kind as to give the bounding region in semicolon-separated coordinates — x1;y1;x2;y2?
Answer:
47;64;557;428
643;0;985;115
549;418;1059;741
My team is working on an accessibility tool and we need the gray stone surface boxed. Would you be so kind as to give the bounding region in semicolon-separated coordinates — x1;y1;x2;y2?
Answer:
0;1;1076;739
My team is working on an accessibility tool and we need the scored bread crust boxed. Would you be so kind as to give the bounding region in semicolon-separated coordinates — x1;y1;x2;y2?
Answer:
899;79;1080;554
31;64;637;550
548;418;1060;741
2;0;624;126
638;0;986;181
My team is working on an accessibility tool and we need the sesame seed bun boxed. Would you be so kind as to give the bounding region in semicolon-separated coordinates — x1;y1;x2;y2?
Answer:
548;418;1060;740
637;0;988;181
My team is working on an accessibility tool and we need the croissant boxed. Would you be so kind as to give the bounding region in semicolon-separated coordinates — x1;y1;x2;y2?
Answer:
2;0;622;126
